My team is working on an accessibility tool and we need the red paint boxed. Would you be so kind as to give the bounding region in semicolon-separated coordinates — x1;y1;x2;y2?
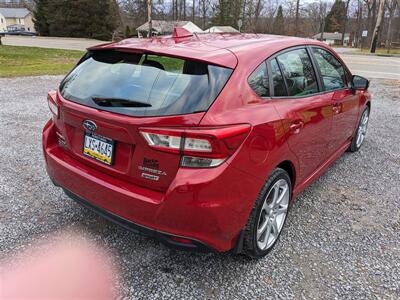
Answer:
43;33;371;252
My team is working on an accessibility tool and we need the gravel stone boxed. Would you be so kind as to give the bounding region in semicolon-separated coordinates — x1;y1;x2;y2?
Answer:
0;76;399;299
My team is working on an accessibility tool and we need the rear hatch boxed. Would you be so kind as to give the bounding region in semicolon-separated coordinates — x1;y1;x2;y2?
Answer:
54;48;235;192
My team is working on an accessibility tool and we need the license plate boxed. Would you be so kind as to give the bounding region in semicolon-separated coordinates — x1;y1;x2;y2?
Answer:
83;133;114;165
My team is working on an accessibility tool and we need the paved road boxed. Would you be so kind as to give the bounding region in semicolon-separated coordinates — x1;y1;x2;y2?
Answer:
2;36;104;51
339;54;400;80
3;36;400;80
0;76;399;299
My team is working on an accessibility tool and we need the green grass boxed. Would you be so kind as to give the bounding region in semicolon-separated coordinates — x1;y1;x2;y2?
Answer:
358;48;400;55
143;54;184;72
0;45;84;77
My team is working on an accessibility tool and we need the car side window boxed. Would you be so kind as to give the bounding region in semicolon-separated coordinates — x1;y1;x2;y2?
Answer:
276;48;319;97
312;47;347;91
248;62;270;97
270;59;287;96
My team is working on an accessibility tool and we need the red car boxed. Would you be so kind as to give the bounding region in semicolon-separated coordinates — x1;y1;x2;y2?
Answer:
43;32;371;258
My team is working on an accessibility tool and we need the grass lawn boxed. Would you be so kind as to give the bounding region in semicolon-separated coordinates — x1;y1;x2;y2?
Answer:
357;48;400;55
0;45;84;77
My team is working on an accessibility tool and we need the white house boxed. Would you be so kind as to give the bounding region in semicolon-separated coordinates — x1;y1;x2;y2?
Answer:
312;32;350;46
0;7;35;32
205;26;239;33
136;20;203;37
0;11;6;32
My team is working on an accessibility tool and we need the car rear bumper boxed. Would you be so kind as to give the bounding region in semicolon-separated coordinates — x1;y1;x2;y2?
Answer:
61;187;213;252
43;120;263;252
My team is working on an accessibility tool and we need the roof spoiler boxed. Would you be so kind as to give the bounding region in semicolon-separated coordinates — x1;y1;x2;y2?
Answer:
172;27;193;38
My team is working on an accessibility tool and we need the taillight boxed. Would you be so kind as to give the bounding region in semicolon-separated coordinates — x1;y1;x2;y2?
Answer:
47;92;59;119
140;125;251;168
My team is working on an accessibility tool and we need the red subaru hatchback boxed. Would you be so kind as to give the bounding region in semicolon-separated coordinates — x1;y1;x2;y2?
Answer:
43;32;371;257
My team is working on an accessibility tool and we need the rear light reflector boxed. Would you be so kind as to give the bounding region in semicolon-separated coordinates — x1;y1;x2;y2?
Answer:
56;132;67;147
139;124;251;168
181;156;225;168
141;131;181;153
184;137;212;152
47;93;59;118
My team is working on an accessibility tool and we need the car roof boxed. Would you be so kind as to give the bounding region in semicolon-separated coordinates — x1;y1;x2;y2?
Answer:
88;33;328;69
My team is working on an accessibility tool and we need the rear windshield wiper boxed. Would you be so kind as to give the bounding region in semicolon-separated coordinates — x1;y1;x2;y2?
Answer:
92;97;152;108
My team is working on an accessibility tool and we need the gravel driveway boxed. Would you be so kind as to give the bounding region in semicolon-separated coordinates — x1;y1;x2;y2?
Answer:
0;76;399;299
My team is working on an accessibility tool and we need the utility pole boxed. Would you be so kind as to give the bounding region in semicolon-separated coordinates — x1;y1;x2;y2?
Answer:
370;0;384;53
147;0;152;37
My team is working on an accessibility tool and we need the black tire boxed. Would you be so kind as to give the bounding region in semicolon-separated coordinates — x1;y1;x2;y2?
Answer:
242;168;292;258
349;106;370;152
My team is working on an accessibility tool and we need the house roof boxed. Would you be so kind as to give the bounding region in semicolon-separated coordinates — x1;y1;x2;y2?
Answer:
136;20;202;34
312;32;349;40
0;8;30;18
206;26;239;33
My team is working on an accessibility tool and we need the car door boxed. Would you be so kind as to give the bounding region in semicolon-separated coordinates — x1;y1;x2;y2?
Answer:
269;48;333;183
310;47;360;155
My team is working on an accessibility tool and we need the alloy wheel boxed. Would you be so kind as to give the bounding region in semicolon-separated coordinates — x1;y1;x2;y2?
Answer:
356;108;369;148
256;179;290;251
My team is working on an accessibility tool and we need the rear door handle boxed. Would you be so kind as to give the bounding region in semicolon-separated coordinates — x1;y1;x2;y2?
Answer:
290;120;304;134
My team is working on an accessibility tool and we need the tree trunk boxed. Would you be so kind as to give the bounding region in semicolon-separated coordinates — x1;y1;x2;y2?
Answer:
295;0;300;36
177;0;179;20
202;1;206;29
183;0;186;20
192;0;195;22
254;0;262;33
355;0;362;48
370;0;385;53
341;0;351;46
147;0;152;37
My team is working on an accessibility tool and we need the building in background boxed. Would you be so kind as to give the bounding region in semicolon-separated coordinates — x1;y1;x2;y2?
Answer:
0;7;35;32
136;20;203;37
0;11;6;31
205;26;239;33
312;32;350;46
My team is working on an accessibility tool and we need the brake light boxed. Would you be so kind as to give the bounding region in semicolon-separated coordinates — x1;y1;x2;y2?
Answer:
47;92;59;118
140;125;251;168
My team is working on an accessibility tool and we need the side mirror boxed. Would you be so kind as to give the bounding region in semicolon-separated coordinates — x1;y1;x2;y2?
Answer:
351;75;369;91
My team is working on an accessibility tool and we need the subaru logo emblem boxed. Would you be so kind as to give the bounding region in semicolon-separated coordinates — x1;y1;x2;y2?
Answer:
83;120;97;132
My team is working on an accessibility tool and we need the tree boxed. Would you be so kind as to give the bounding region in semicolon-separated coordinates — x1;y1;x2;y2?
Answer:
370;0;385;52
33;0;50;35
192;0;195;22
295;0;300;36
147;0;152;37
340;0;351;45
125;25;131;37
324;0;346;32
273;5;285;35
199;0;211;29
212;0;243;29
33;0;118;40
385;0;398;51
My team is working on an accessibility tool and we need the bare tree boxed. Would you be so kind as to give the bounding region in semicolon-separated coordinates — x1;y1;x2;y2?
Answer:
295;0;300;36
341;0;351;45
253;0;263;32
385;0;398;51
192;0;195;21
370;0;385;52
147;0;152;37
199;0;210;29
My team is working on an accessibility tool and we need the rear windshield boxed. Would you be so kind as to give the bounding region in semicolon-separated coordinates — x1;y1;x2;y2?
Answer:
60;50;233;117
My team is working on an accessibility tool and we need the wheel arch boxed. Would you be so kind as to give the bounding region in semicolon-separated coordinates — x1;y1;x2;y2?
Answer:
365;100;371;110
275;160;296;189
